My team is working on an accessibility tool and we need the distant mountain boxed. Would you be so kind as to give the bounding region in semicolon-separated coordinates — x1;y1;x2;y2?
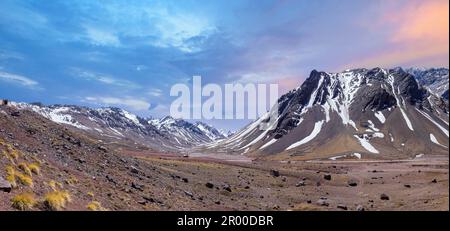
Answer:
8;103;225;151
206;67;449;160
406;67;449;100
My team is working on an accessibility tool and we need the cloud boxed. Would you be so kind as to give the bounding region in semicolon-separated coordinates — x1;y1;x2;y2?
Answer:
83;25;121;47
84;96;150;111
346;0;449;68
136;65;148;71
0;71;40;88
0;50;24;61
70;68;140;89
148;88;163;97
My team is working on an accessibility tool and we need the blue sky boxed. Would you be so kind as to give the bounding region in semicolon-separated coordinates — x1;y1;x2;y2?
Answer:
0;0;448;131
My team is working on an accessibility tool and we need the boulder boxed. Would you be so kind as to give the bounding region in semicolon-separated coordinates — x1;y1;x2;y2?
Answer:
130;166;140;174
270;169;280;177
205;182;214;189
296;181;306;187
98;146;108;152
222;184;232;192
347;179;358;187
316;199;329;207
131;182;144;191
0;177;12;193
380;193;390;200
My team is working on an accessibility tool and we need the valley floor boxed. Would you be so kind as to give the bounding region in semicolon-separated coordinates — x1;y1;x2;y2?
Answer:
117;151;450;211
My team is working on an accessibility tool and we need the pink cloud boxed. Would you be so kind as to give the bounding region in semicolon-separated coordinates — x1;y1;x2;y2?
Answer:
346;0;449;68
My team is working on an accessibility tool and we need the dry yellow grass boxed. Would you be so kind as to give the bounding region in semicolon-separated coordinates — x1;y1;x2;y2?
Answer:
5;165;17;188
8;148;19;160
87;201;107;211
48;180;63;191
2;150;15;164
291;203;324;211
15;172;33;187
43;191;72;211
65;176;79;185
1;149;8;157
11;192;36;211
87;192;94;198
28;163;40;175
18;162;32;176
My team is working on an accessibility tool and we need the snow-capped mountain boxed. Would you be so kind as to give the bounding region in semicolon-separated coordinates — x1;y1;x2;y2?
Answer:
148;116;226;145
194;121;227;140
206;67;449;159
406;68;449;100
8;103;225;151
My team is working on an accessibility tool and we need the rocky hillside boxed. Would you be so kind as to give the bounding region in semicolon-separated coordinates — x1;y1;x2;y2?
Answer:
406;68;449;100
205;67;449;160
0;104;246;211
9;103;225;152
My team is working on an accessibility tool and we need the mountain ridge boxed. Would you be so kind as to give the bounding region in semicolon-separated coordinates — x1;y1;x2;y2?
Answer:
7;102;226;152
203;67;449;160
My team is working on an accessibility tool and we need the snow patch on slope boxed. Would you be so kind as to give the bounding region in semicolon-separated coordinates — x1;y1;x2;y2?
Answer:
430;133;447;148
388;75;414;131
286;120;324;150
374;111;386;124
415;108;449;137
354;134;379;154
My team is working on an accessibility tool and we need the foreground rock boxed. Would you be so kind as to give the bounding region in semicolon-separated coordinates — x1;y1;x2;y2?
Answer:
380;193;390;200
296;181;306;187
348;179;358;187
0;177;12;193
317;198;329;207
270;170;280;177
205;182;214;189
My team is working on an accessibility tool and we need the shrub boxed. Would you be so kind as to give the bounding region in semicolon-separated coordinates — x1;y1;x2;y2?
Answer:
5;165;17;188
18;163;32;176
43;191;71;211
87;192;94;198
15;172;33;187
87;201;106;211
28;163;40;175
65;176;79;185
48;180;62;191
8;148;19;159
11;193;36;211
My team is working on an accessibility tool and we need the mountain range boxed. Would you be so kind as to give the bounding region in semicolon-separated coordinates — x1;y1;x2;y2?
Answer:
2;67;448;160
204;67;449;160
1;66;448;211
8;103;228;152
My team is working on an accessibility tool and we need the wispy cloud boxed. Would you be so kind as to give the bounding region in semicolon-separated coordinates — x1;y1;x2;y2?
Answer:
0;50;24;61
83;25;121;47
70;68;140;89
83;96;150;111
0;71;40;89
148;88;163;97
